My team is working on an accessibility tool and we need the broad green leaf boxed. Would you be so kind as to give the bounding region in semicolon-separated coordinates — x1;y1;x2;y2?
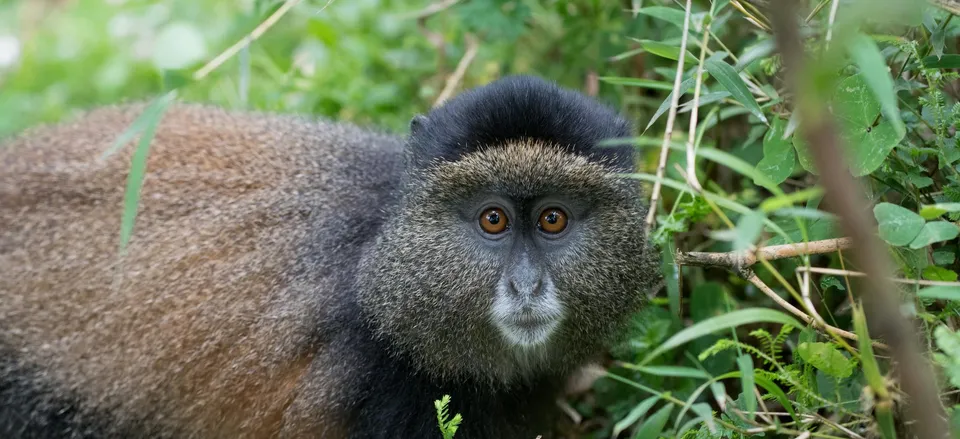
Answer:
598;77;676;91
924;266;959;282
917;285;960;301
933;248;957;265
909;221;960;249
736;355;756;420
152;22;207;71
613;395;660;437
704;58;767;123
636;6;686;28
642;308;803;365
633;403;674;439
845;34;905;137
636;39;698;64
795;74;905;176
797;342;855;378
754;117;795;186
854;303;888;399
873;202;924;246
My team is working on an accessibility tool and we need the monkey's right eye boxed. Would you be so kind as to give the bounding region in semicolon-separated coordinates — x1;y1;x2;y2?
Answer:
479;208;509;234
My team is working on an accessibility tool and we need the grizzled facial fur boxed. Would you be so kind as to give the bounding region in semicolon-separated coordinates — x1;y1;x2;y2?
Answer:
356;141;661;385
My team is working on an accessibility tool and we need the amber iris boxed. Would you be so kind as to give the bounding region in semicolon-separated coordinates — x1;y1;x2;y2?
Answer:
538;208;568;234
479;208;509;234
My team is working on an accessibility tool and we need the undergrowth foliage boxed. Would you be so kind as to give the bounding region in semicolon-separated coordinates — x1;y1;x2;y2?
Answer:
3;0;960;438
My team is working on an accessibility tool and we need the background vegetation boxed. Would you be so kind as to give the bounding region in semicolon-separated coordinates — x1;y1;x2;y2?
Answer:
3;0;960;438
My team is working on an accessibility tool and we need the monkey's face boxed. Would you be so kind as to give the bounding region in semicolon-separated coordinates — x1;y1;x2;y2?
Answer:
357;141;661;385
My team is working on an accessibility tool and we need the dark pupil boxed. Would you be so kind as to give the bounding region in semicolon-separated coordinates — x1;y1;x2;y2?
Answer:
487;211;500;225
545;211;559;224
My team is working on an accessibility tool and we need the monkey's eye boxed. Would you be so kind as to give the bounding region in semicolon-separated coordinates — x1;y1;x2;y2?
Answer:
479;208;509;234
538;208;568;234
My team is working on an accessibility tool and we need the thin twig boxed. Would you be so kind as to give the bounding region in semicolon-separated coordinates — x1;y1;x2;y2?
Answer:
411;0;459;62
193;0;324;81
433;34;478;107
797;267;960;288
746;272;887;349
401;0;459;19
769;1;947;437
676;238;853;272
644;0;695;234
824;0;840;49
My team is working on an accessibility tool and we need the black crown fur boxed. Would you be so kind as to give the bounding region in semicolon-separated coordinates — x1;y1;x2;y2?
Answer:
408;75;635;171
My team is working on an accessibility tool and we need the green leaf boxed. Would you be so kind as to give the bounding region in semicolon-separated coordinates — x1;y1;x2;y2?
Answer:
797;74;906;176
933;248;957;265
613;395;661;437
733;210;765;251
797;342;855;378
845;34;905;138
754;117;796;186
636;39;698;64
759;187;824;213
645;77;696;131
820;276;846;291
598;77;676;91
909;221;960;249
736;355;756;420
704;58;767;123
917;285;960;301
920;54;960;69
922;203;960;216
642;308;803;365
152;22;208;71
934;326;960;389
923;266;959;282
631;365;711;379
854;304;888;399
115;91;177;250
873;202;925;246
636;6;686;28
633;403;674;439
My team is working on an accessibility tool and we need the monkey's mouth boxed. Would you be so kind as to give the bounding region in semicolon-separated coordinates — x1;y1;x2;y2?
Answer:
495;312;562;347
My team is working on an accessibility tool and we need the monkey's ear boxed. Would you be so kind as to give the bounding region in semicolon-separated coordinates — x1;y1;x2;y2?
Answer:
409;115;429;136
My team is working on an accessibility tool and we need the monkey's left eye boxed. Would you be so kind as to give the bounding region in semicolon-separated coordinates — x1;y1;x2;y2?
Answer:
538;208;568;234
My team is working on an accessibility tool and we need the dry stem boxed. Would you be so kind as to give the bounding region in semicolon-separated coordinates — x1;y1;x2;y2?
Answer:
644;0;695;234
797;267;960;288
770;1;947;436
676;237;853;272
433;34;478;107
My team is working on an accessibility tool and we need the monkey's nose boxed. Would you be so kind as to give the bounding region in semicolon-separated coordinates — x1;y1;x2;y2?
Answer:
509;278;543;298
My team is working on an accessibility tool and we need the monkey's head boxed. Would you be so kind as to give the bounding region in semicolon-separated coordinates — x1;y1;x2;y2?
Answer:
356;76;661;385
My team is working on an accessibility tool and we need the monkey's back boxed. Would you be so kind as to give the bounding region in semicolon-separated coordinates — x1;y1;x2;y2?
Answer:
0;104;405;437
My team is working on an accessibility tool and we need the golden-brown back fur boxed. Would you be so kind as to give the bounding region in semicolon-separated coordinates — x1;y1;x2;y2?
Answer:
0;104;404;437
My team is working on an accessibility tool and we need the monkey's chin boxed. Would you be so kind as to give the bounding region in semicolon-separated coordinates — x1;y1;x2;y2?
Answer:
494;316;561;348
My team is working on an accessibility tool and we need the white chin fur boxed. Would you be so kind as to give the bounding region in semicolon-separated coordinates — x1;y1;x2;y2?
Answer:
490;276;564;348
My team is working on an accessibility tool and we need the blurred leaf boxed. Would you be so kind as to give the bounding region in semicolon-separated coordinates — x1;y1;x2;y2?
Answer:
846;34;906;137
924;266;959;282
613;395;661;437
736;355;756;421
636;6;686;28
874;202;924;246
920;203;960;219
642;308;803;365
645;77;696;131
733;210;765;251
853;303;888;399
704;59;766;123
633;403;674;439
631;365;711;379
754;117;795;186
598;77;676;91
920;55;960;69
909;221;960;249
152;22;208;71
798;342;856;378
636;39;699;64
918;285;960;301
934;325;960;389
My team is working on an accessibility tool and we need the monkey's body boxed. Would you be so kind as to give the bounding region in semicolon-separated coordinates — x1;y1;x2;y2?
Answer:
0;76;661;438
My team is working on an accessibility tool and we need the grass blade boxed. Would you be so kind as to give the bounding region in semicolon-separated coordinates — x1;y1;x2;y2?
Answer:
704;58;767;123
